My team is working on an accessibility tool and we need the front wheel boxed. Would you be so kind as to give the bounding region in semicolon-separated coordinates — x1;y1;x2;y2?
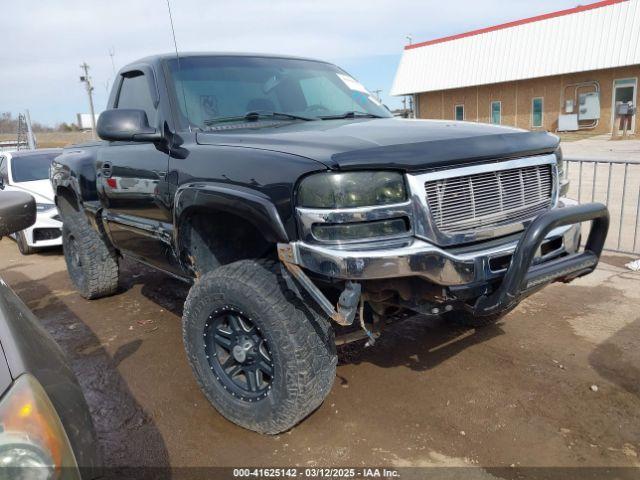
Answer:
182;259;336;434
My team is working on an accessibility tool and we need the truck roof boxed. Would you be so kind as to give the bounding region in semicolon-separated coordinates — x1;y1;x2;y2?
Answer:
128;52;331;68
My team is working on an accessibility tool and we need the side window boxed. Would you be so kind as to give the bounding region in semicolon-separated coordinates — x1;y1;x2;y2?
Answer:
116;72;157;127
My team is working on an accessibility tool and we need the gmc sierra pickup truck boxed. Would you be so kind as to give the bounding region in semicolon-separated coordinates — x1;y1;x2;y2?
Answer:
51;53;609;434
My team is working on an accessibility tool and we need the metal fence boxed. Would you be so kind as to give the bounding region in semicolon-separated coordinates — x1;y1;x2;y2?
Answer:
566;158;640;255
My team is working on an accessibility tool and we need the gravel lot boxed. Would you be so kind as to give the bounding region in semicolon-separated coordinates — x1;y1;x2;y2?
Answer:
0;239;638;477
562;135;640;163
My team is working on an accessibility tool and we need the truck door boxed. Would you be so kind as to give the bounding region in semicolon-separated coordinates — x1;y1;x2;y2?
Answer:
98;70;176;272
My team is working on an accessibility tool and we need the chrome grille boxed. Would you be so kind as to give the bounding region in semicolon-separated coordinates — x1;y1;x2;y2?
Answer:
424;163;553;234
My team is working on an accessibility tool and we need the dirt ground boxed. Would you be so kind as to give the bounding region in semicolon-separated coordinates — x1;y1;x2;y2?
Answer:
0;240;639;476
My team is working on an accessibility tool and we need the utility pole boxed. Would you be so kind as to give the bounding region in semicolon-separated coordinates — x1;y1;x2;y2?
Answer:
16;114;28;150
372;89;383;102
108;47;116;76
79;62;97;139
25;109;35;150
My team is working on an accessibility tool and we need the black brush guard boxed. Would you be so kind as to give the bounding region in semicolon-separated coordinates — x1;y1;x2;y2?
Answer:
473;202;609;316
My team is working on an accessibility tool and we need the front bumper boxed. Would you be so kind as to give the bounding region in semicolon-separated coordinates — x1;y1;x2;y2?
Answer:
279;200;609;317
21;208;62;248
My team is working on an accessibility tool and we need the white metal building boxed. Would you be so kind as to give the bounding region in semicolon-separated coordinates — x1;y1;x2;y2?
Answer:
391;0;640;134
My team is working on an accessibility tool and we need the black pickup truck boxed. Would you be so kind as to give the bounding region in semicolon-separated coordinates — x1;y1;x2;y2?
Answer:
51;53;609;434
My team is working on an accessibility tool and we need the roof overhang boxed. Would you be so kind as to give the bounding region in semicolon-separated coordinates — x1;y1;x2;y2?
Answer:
391;0;639;96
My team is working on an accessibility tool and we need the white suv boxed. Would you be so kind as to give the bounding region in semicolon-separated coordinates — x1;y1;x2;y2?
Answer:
0;149;63;254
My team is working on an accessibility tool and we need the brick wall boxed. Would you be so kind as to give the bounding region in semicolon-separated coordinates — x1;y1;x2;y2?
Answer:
415;66;640;134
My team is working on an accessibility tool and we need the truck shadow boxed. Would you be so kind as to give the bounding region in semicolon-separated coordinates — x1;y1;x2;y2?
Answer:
1;267;171;471
119;259;190;317
119;258;509;376
337;314;505;372
123;260;505;375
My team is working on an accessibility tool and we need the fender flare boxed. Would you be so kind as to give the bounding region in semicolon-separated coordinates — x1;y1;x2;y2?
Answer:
173;182;290;251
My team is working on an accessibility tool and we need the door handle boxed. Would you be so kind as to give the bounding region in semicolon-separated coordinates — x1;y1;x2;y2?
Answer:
102;162;113;178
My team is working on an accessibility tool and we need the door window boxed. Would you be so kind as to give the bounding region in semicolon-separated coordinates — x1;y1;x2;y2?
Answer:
613;78;636;106
116;73;157;126
613;78;637;133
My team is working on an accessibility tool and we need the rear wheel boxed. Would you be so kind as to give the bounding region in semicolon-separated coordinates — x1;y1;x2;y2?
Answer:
58;196;119;299
182;259;336;434
16;231;36;255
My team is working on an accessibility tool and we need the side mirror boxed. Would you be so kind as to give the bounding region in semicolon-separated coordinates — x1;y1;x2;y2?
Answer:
0;192;36;237
97;109;162;143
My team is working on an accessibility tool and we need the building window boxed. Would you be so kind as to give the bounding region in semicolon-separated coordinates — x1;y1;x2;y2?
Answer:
532;97;543;128
491;101;501;125
455;104;464;121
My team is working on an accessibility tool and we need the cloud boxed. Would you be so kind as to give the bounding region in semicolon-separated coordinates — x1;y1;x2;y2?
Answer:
1;0;579;125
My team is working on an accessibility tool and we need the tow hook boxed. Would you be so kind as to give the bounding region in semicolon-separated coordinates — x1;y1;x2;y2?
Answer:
337;281;361;325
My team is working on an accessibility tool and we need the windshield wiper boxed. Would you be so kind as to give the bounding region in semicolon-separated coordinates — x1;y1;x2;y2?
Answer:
204;111;314;126
319;111;384;120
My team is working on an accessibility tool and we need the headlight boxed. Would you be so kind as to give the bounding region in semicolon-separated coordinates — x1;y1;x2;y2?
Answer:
312;218;408;241
297;171;406;209
0;374;80;480
555;147;570;197
36;204;55;213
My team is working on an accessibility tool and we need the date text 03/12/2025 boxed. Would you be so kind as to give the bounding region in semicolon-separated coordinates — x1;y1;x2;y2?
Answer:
232;468;400;478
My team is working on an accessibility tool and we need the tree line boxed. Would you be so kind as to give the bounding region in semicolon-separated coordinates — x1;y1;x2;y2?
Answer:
0;112;80;134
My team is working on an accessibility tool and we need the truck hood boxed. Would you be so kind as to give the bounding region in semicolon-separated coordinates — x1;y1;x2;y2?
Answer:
196;118;559;172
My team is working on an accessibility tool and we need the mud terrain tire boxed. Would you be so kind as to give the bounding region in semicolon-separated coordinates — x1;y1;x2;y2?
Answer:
182;259;336;434
58;196;119;299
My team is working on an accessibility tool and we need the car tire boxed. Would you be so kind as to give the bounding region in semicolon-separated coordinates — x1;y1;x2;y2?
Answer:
182;259;336;434
16;231;36;255
443;310;506;328
58;196;119;299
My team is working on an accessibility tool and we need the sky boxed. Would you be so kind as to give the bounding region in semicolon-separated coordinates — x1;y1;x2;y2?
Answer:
1;0;585;127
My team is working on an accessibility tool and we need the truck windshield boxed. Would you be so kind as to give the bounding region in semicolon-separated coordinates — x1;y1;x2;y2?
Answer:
165;56;392;130
10;152;59;183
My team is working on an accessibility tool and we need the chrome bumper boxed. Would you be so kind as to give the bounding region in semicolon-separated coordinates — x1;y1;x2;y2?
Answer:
279;223;580;287
278;200;589;288
279;199;609;321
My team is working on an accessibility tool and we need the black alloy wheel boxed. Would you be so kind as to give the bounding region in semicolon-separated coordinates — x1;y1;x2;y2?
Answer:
204;306;274;402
